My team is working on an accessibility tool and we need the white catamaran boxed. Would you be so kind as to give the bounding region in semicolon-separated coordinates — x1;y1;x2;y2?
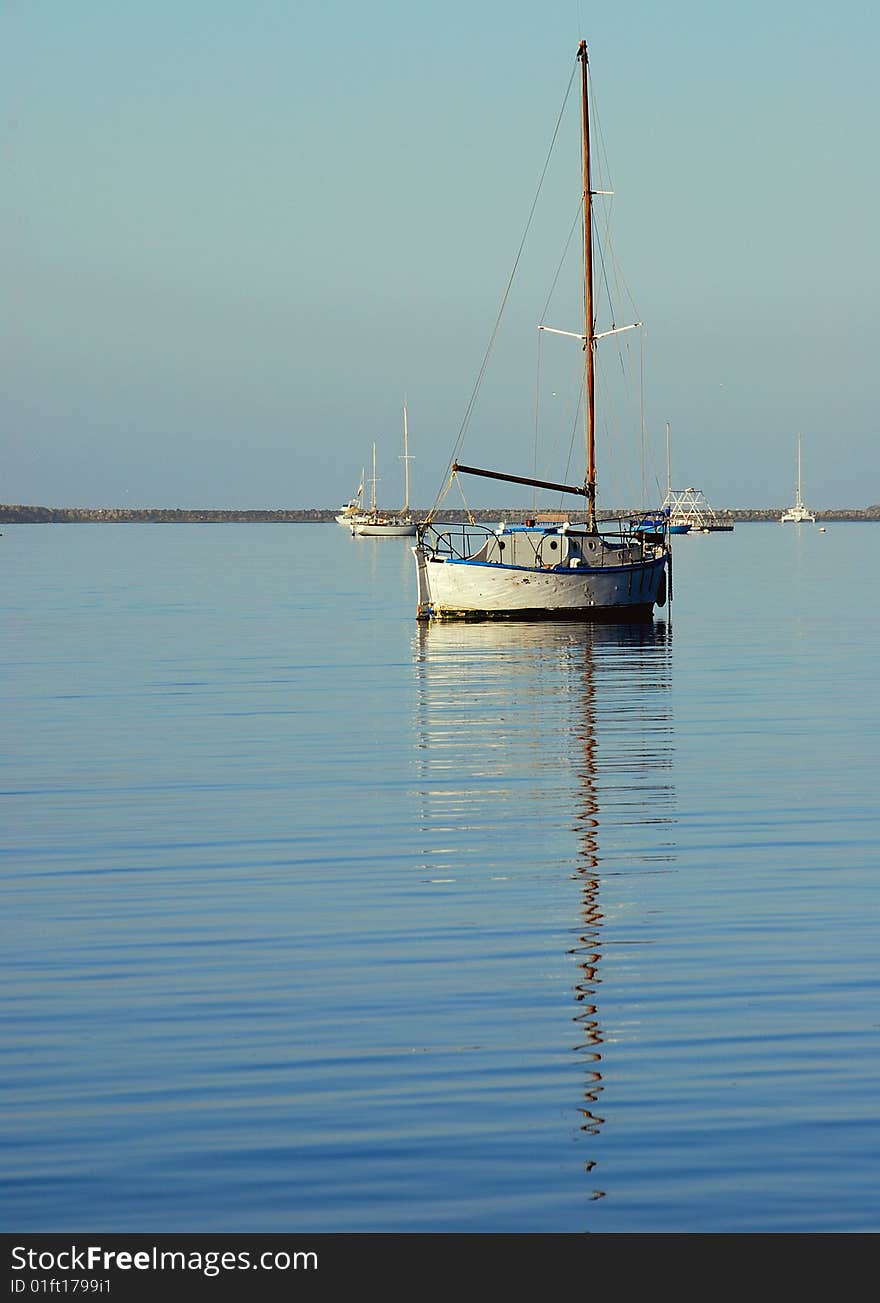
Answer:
780;434;815;524
412;41;671;621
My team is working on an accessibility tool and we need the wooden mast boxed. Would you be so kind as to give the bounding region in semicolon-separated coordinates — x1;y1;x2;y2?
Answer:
578;40;596;531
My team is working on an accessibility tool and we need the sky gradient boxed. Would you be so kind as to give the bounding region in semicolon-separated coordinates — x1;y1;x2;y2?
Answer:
3;1;878;511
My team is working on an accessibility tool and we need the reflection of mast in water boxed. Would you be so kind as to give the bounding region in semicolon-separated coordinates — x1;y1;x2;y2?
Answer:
411;617;674;1208
569;629;605;1199
571;633;604;1143
568;620;673;1198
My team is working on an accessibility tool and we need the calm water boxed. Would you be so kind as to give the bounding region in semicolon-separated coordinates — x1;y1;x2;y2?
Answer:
2;520;878;1233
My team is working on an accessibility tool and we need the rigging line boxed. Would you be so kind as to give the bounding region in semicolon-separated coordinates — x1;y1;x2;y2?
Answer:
586;85;615;322
534;336;585;502
432;471;451;513
540;202;583;323
593;359;634;508
594;215;617;329
588;66;613;200
588;72;643;327
600;207;641;323
590;189;634;339
603;339;645;506
430;60;579;514
609;244;642;322
594;209;641;333
561;358;588;502
638;329;664;506
453;471;477;525
534;205;586;510
533;327;543;512
639;320;646;503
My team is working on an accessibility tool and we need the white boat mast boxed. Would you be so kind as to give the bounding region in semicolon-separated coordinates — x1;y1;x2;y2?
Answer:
369;442;379;512
399;400;413;513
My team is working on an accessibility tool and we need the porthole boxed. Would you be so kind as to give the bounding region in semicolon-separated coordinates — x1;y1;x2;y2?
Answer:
549;540;558;550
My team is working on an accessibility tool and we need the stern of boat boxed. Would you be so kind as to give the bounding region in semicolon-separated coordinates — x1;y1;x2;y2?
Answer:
412;526;434;621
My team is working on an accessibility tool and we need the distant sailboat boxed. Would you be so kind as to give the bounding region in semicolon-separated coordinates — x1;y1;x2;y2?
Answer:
351;402;418;537
780;434;815;524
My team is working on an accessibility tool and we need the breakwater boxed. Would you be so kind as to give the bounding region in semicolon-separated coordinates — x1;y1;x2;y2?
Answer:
1;503;878;524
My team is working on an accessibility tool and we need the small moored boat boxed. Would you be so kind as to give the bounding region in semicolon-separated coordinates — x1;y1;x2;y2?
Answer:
412;40;671;621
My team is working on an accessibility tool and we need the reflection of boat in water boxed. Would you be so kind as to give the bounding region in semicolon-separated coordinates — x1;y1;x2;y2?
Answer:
412;616;674;1207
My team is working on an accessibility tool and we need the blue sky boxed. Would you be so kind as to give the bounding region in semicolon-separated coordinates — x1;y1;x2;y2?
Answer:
3;1;878;510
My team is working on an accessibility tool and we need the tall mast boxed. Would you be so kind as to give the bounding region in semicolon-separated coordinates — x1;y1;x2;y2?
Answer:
578;39;596;530
796;434;802;507
402;400;411;512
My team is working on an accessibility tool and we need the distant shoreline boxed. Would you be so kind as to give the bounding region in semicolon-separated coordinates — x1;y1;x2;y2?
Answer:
1;503;878;524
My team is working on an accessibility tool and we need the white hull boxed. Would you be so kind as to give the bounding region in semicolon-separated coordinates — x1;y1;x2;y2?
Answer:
335;493;364;526
354;520;418;537
413;533;667;620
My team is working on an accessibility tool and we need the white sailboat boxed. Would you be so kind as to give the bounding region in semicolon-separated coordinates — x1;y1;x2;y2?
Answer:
780;434;815;523
351;403;418;537
412;40;670;621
